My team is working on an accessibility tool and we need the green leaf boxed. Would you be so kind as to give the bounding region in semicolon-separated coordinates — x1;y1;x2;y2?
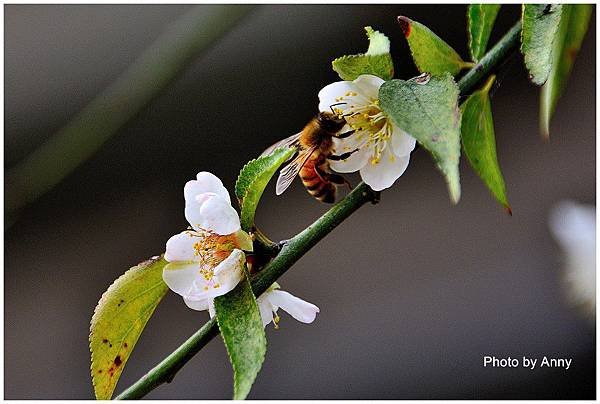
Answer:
379;73;462;203
235;147;295;231
521;4;563;85
468;4;501;62
460;76;510;213
397;16;471;76
214;269;267;400
541;4;592;137
90;256;168;399
332;26;394;80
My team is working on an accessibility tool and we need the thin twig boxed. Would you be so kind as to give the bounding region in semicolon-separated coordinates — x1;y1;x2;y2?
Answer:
458;21;522;94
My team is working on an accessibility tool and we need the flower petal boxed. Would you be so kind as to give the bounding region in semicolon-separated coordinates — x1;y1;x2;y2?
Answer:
360;147;410;191
185;193;240;235
331;130;366;152
184;172;231;205
257;295;275;327
164;231;197;262
162;262;198;297
549;201;596;249
208;299;216;317
318;81;359;112
267;290;320;324
329;143;371;173
205;248;245;298
185;192;216;230
549;201;596;316
318;75;385;113
184;173;234;231
213;249;244;276
183;296;211;311
199;195;241;235
353;74;385;98
390;126;417;157
165;250;244;302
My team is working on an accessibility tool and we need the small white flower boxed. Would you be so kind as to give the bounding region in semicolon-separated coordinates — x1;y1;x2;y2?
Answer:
318;74;416;191
549;200;596;321
163;172;253;311
163;172;319;328
256;283;320;328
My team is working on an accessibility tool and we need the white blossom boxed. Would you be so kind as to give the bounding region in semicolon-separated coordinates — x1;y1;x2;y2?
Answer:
256;283;320;328
163;172;253;311
549;200;596;320
318;74;416;191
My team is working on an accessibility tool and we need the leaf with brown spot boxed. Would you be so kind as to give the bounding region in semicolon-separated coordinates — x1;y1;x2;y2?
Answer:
398;16;471;76
89;256;168;399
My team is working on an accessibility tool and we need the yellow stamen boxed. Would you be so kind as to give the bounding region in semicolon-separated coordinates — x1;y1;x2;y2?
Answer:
335;90;393;164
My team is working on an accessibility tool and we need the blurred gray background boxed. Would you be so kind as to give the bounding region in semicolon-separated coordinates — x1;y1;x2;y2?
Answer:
4;4;595;399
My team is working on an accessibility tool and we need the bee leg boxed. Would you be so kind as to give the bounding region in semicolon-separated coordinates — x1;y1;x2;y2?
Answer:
316;166;353;190
335;129;355;139
329;102;348;114
329;174;353;190
328;148;359;161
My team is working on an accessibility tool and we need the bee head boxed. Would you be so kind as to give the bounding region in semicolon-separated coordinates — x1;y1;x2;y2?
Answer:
317;111;346;132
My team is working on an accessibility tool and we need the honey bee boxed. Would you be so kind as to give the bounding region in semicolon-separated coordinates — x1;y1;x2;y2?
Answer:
261;109;357;203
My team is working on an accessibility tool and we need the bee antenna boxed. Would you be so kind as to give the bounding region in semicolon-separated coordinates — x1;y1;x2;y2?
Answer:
329;102;347;114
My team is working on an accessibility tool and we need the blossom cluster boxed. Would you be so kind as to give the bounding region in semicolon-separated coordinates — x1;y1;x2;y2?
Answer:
163;74;416;327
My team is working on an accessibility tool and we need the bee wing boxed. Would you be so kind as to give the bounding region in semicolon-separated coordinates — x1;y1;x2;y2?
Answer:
260;132;302;157
275;145;317;195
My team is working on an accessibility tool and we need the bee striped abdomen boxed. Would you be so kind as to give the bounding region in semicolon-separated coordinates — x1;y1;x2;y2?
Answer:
299;156;336;203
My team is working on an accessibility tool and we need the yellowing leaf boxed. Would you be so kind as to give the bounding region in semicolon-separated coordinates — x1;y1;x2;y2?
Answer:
398;16;471;76
540;4;592;137
89;256;168;399
461;76;510;213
